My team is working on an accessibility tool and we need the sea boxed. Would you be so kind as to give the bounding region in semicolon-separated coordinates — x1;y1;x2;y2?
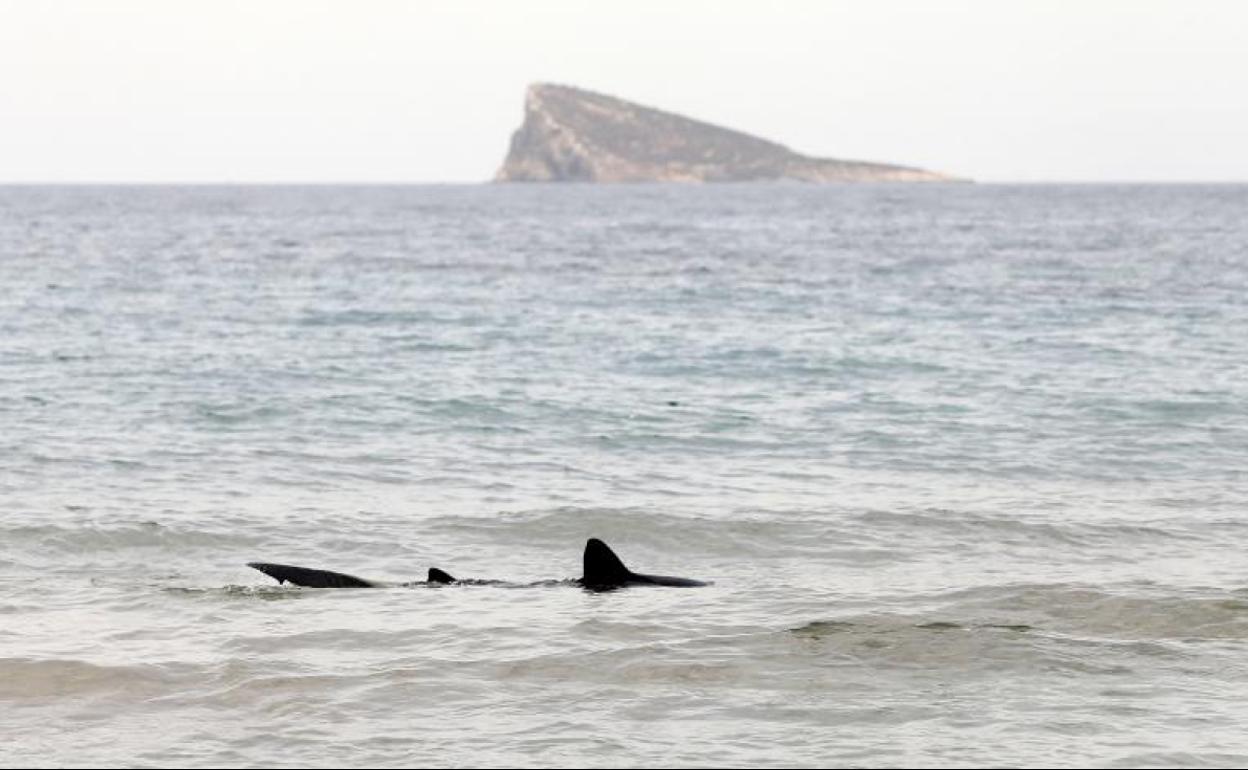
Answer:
2;183;1247;768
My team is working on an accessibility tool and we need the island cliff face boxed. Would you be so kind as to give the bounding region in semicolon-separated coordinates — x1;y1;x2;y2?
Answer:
495;83;958;183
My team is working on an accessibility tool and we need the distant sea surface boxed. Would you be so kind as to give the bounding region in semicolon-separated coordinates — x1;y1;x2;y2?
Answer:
3;184;1248;768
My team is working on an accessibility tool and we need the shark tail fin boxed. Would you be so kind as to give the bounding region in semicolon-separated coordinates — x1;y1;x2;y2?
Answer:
247;562;375;588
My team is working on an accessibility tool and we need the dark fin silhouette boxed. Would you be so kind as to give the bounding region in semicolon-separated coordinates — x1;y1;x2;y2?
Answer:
580;538;709;589
581;538;635;589
427;567;456;584
247;562;375;588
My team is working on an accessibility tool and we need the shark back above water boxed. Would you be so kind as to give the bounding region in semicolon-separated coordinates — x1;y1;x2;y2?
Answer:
247;538;707;590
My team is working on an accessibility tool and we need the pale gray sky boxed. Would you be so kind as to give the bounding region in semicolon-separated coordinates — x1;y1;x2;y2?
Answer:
2;0;1245;182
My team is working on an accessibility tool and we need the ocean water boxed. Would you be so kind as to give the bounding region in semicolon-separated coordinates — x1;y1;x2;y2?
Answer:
2;183;1247;768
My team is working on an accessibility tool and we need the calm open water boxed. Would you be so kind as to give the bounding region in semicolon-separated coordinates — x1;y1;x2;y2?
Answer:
2;183;1248;768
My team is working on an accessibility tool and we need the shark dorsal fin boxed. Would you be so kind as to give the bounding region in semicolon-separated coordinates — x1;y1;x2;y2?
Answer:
582;538;634;588
427;567;456;584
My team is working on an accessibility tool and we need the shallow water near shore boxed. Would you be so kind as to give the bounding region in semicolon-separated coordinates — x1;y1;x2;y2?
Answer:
3;183;1248;767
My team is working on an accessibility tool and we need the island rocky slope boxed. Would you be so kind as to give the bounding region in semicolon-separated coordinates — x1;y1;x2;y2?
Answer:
495;83;958;183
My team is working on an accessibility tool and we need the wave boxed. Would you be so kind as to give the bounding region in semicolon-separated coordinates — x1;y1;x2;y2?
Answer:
795;583;1248;646
0;520;257;555
0;657;192;700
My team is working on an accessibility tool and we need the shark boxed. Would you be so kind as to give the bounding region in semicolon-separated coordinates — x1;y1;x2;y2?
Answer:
247;538;708;591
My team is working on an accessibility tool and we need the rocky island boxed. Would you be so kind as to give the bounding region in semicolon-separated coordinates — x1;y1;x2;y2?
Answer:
495;83;958;183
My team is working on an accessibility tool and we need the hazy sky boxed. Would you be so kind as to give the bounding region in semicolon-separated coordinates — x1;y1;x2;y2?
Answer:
2;0;1245;182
